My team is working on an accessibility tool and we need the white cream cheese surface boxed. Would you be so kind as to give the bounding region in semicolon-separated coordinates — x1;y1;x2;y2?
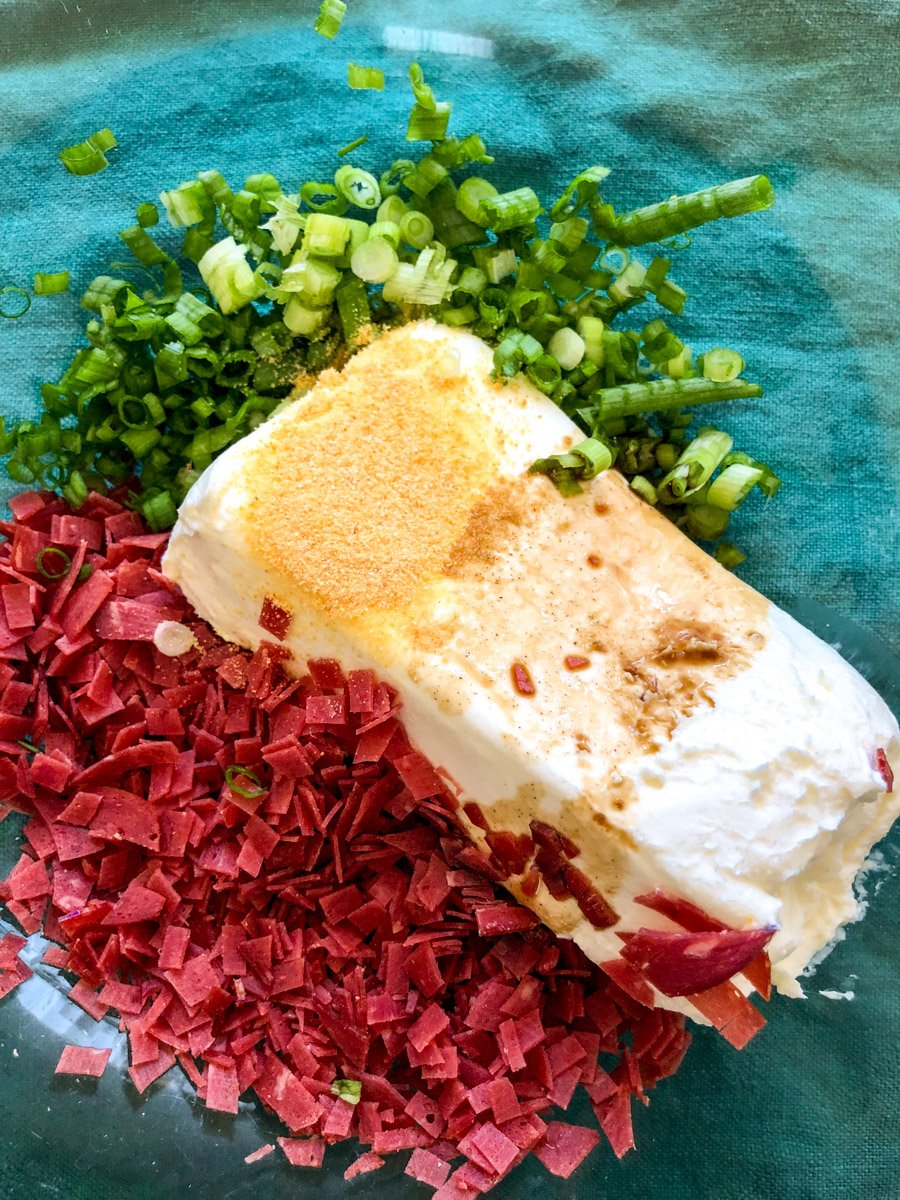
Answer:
163;321;899;1012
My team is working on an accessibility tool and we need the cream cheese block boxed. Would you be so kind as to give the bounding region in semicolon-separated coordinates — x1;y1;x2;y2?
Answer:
163;320;899;1013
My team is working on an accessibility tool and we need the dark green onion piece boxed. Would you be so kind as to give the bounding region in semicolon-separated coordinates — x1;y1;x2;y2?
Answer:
300;181;349;215
685;503;730;541
331;1079;362;1105
36;546;72;580
338;136;369;157
0;287;31;319
33;271;70;296
594;377;762;423
348;63;384;91
529;436;613;497
136;201;159;228
714;541;747;569
549;165;610;221
379;159;414;196
609;175;775;246
139;492;177;531
224;764;267;798
58;128;118;175
526;355;562;395
314;0;346;39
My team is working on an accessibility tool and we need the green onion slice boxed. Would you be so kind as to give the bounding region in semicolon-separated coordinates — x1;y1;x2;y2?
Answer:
314;0;346;39
33;271;70;296
702;347;745;383
549;165;611;221
331;1079;362;1105
224;764;266;798
36;546;72;580
0;287;32;318
58;128;118;175
348;63;384;91
706;463;764;511
334;165;381;210
338;135;369;157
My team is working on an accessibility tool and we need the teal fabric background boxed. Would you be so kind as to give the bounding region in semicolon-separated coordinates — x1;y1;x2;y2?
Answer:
0;2;897;1198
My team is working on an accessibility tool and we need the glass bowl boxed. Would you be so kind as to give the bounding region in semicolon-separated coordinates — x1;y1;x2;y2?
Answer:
1;2;897;1197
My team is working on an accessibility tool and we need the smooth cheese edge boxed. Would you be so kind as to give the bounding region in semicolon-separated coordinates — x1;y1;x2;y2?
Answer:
163;321;900;1005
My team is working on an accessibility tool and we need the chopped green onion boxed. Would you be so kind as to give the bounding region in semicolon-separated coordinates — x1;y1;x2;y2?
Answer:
379;159;414;196
529;436;613;496
334;164;381;210
335;277;371;344
706;463;764;510
0;287;31;319
547;326;586;371
300;181;349;215
136;202;159;228
198;237;260;314
484;248;516;284
302;212;350;260
378;195;408;224
164;291;224;345
351;238;399;284
609;175;775;246
492;329;543;377
348;63;384;91
283;297;329;336
368;220;401;248
33;271;70;296
118;224;170;268
577;315;605;365
224;763;266;798
594;377;763;423
382;247;456;306
453;266;487;304
526;355;562;395
18;739;40;754
398;210;434;249
657;429;734;503
331;1079;362;1105
58;128;117;175
282;257;341;304
549;165;610;221
607;259;646;305
685;504;730;541
160;180;213;227
714;541;747;569
479;187;542;232
702;347;745;383
407;103;451;142
338;136;369;157
36;546;72;579
404;155;448;199
456;177;497;226
140;491;178;531
630;475;659;505
314;0;346;39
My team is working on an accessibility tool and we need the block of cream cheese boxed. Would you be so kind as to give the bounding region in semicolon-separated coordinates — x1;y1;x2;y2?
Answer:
163;321;899;1015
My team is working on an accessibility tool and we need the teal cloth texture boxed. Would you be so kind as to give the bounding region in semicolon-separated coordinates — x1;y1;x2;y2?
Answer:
0;2;897;1199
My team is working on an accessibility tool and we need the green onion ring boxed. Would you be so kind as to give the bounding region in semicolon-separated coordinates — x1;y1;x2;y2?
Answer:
36;546;72;580
224;764;267;798
0;286;31;319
